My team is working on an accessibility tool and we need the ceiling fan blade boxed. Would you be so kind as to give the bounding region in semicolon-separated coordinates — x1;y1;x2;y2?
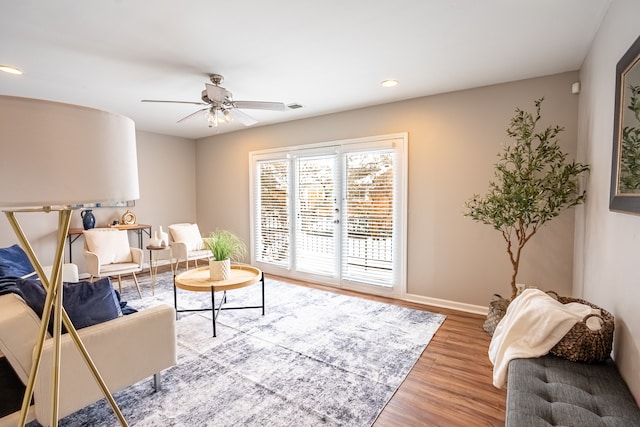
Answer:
142;99;207;106
229;108;258;126
233;100;286;111
205;84;229;102
177;108;208;123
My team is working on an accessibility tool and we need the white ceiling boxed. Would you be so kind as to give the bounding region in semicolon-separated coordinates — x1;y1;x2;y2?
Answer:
0;0;611;140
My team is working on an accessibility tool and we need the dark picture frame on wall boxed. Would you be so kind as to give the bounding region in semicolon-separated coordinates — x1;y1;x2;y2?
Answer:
610;34;640;213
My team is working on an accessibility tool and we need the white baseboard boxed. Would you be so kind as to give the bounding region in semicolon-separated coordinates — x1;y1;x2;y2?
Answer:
403;292;488;315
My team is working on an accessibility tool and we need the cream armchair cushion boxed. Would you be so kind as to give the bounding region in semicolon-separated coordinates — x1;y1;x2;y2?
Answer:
0;294;41;384
169;223;205;251
168;223;210;270
41;264;79;283
84;229;133;264
22;264;80;284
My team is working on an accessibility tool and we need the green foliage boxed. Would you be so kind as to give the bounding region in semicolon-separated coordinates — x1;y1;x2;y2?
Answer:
619;85;640;192
204;229;247;262
465;98;589;300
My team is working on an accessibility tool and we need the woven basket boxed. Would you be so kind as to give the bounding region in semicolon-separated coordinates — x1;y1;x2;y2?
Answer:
483;294;509;336
548;293;615;363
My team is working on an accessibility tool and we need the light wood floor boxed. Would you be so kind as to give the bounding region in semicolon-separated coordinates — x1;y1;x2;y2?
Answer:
279;275;507;427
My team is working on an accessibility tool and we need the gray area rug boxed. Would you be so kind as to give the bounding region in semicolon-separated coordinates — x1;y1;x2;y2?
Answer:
56;270;445;426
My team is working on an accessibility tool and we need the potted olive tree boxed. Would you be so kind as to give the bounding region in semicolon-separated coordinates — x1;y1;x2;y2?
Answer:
464;98;589;331
204;229;247;280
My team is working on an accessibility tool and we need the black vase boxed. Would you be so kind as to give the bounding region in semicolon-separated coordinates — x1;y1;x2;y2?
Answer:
81;209;96;230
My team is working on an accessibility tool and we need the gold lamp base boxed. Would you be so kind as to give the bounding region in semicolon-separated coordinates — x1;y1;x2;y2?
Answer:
5;208;128;427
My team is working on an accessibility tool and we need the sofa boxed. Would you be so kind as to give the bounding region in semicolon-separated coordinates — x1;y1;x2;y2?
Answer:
0;290;177;426
506;355;640;426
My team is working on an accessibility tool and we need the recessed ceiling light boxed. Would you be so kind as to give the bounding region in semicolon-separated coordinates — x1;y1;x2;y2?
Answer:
381;79;398;88
0;65;23;75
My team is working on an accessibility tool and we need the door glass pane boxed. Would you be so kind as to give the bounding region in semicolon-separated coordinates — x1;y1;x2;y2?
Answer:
343;150;395;286
295;156;336;276
255;160;290;267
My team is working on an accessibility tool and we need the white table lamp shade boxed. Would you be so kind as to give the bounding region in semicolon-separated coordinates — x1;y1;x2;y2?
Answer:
0;95;139;208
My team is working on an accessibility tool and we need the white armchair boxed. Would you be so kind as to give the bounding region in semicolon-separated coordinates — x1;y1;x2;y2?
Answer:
168;223;210;271
83;228;144;297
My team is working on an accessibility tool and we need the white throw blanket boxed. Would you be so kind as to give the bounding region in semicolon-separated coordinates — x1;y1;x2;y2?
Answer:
488;289;599;388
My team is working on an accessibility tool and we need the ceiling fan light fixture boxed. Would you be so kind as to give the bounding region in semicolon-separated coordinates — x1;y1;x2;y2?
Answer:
0;65;23;75
222;109;232;123
145;73;284;128
381;79;398;88
205;109;218;127
206;108;233;127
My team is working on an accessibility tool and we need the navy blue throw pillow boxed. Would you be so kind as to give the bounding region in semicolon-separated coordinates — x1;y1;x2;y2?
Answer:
0;244;35;279
113;289;138;315
18;277;122;333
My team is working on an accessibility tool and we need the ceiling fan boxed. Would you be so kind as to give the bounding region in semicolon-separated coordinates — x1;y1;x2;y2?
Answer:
142;74;286;127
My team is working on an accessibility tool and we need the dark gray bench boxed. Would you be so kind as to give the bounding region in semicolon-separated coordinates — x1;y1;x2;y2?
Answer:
506;355;640;426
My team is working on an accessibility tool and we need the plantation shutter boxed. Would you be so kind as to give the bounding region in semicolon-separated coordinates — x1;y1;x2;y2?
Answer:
254;159;290;268
342;150;395;286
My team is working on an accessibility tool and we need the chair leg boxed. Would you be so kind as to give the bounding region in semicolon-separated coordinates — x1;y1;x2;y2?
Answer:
132;272;142;298
116;275;122;294
153;372;162;392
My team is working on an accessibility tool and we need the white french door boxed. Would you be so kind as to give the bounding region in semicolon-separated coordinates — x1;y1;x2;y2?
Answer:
294;152;340;278
250;134;407;297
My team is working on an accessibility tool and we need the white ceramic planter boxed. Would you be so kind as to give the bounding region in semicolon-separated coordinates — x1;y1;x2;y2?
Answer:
209;258;231;281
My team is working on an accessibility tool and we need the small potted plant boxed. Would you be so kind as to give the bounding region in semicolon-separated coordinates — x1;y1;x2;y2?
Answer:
204;229;247;280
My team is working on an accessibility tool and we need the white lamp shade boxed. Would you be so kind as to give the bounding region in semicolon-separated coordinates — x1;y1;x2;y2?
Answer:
0;95;139;208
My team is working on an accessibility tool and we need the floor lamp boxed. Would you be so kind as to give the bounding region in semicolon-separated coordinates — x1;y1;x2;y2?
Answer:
0;95;140;426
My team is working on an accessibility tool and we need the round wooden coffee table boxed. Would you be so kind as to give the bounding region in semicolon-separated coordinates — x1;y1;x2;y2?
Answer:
173;264;264;337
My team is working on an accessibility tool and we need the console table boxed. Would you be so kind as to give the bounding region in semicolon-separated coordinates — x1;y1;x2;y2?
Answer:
67;224;152;263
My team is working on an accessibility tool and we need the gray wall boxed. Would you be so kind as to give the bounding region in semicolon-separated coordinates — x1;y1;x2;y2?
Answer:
575;0;640;403
195;71;581;312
